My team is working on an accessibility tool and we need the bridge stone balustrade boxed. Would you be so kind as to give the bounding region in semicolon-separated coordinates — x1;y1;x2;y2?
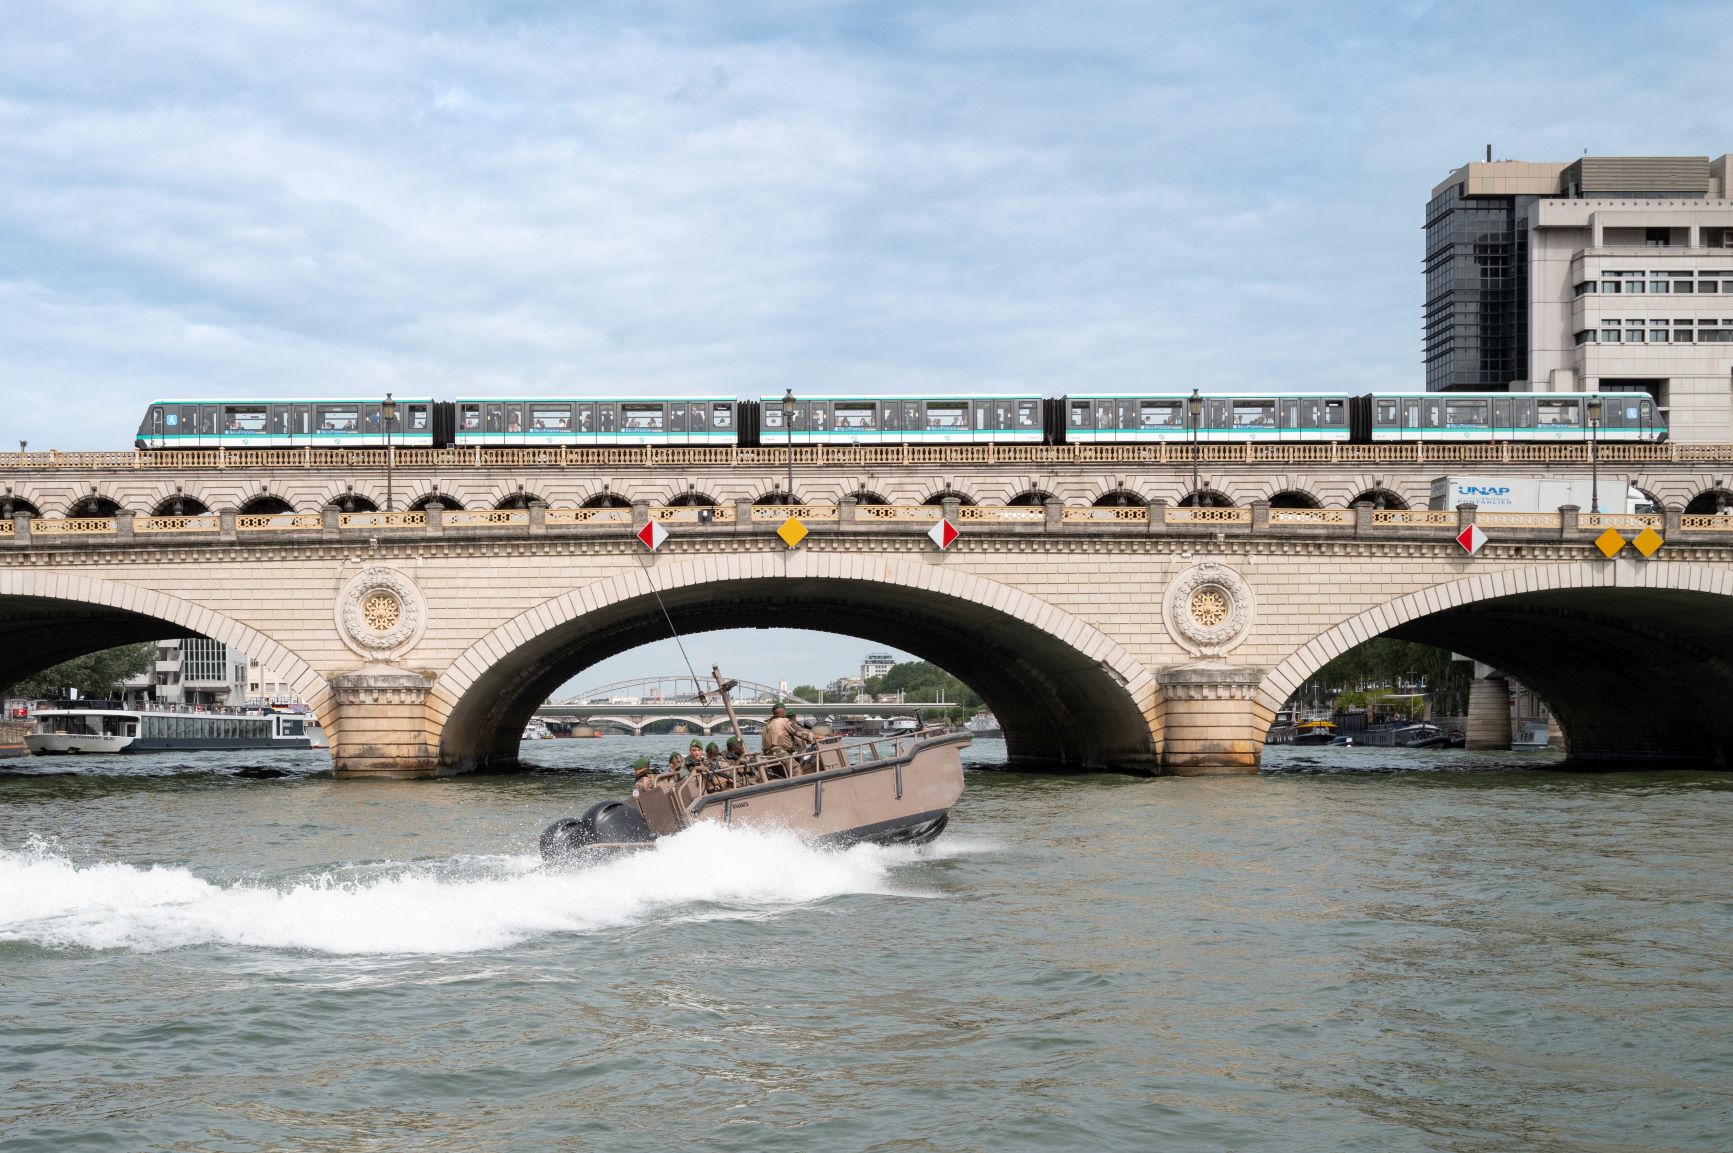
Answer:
6;507;1733;777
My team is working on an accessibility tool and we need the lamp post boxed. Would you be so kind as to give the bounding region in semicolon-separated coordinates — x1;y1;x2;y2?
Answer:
1187;388;1203;506
381;393;398;512
1587;396;1602;516
781;388;796;504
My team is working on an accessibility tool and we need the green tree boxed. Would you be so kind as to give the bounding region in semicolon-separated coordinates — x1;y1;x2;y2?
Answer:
5;643;155;700
863;661;981;709
1294;638;1470;716
789;684;824;702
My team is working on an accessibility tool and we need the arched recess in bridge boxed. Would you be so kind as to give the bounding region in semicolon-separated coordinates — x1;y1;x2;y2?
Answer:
67;494;122;517
150;493;211;517
1266;489;1321;509
1177;488;1234;508
922;488;977;506
430;557;1157;774
1259;563;1733;766
409;491;464;511
1;492;43;518
238;494;295;515
1685;488;1733;515
325;490;379;513
0;570;332;744
1349;487;1408;510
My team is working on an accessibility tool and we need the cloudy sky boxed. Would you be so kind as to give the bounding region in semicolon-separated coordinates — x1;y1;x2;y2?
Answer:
3;0;1727;690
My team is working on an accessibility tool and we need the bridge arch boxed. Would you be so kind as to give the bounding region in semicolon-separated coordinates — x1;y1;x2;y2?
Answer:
1349;487;1408;510
67;494;123;518
1265;487;1322;509
0;570;332;733
238;494;296;515
149;492;212;517
430;556;1156;773
1260;561;1733;766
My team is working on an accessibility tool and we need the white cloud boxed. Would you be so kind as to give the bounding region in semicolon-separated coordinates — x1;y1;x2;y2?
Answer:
1;0;1729;448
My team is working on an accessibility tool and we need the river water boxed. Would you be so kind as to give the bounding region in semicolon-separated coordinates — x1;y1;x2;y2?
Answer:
1;737;1728;1152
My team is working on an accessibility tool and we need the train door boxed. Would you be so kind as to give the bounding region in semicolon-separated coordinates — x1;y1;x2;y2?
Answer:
669;402;689;441
484;403;505;437
1492;397;1512;439
598;403;617;437
901;401;922;440
573;403;595;440
707;402;734;443
881;400;901;441
1280;398;1303;441
1015;399;1040;439
809;400;830;438
292;404;313;439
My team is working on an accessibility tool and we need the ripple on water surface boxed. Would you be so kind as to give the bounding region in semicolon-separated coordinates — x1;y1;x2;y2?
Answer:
0;742;1729;1152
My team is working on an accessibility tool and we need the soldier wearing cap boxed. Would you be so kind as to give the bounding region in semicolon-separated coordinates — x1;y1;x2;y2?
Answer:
761;705;812;756
631;758;661;798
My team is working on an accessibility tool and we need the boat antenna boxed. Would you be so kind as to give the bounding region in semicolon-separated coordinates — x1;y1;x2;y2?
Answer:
637;552;704;691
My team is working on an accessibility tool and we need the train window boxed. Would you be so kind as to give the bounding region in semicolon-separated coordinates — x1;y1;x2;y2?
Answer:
788;403;807;431
599;405;617;433
1536;399;1580;427
1112;400;1136;430
763;406;782;430
531;406;570;431
317;406;359;432
810;402;830;432
575;404;594;432
405;405;429;430
670;403;689;433
975;402;989;430
902;401;922;431
992;400;1014;429
881;401;901;432
484;404;504;433
835;402;877;431
1140;400;1182;428
1231;400;1275;428
1017;400;1039;428
505;404;527;433
622;404;665;432
1093;400;1114;428
1444;400;1489;428
272;405;290;434
711;403;733;429
223;405;268;433
1069;401;1093;430
926;402;968;431
460;405;482;431
1319;399;1346;426
1375;399;1400;426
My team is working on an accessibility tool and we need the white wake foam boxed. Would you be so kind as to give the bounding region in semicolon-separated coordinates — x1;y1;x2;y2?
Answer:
0;824;933;956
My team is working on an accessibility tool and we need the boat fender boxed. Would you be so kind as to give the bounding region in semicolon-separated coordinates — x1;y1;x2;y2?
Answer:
539;801;654;860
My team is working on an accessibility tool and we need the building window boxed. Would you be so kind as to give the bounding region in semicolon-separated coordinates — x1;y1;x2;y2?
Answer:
1702;280;1721;294
1645;227;1670;247
1600;324;1622;342
1574;281;1596;297
1650;277;1670;293
1601;280;1621;294
1574;329;1595;346
1701;327;1733;343
1625;323;1646;343
1675;280;1695;294
1675;324;1694;343
1651;321;1670;343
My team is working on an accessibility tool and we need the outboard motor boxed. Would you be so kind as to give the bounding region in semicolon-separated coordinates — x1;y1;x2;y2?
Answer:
539;800;655;861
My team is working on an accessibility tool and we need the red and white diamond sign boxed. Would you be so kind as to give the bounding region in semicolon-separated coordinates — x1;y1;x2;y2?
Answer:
637;520;668;551
928;519;959;550
1456;523;1487;555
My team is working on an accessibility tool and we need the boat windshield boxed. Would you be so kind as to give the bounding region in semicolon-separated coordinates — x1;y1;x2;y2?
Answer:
36;713;135;736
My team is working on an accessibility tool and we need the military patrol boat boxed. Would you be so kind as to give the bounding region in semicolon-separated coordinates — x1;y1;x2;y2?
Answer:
540;668;969;860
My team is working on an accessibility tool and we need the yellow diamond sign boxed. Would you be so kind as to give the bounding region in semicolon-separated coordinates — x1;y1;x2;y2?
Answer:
1594;527;1626;558
776;516;808;549
1632;525;1664;558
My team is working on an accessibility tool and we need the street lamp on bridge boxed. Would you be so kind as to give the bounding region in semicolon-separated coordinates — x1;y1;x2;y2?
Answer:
1187;388;1203;506
782;387;796;504
381;393;398;512
1587;395;1602;515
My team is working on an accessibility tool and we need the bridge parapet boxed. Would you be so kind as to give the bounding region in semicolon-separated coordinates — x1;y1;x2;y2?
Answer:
4;504;1722;550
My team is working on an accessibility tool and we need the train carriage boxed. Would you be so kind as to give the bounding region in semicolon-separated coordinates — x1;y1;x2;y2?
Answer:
451;397;737;447
758;395;1043;445
1058;394;1354;443
1365;392;1666;443
136;399;443;450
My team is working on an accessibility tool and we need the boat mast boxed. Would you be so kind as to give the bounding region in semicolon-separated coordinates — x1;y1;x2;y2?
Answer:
704;664;744;739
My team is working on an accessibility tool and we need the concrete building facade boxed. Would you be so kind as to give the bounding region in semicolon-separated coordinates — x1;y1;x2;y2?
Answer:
1426;154;1733;442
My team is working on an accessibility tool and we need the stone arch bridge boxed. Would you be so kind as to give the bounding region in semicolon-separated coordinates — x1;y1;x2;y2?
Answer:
5;502;1733;775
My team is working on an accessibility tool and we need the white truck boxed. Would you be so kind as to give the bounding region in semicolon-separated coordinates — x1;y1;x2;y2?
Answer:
1428;476;1653;514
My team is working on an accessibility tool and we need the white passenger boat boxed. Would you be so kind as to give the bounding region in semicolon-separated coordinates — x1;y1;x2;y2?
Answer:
25;707;324;755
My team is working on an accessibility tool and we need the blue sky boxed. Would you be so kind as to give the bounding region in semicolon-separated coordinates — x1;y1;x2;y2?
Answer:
3;0;1727;688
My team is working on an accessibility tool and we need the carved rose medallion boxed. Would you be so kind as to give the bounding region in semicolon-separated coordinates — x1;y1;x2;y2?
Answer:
336;566;426;658
1164;561;1253;657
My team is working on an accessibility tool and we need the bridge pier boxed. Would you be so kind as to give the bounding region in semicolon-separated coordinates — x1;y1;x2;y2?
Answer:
1466;673;1512;751
329;670;442;778
1156;664;1267;774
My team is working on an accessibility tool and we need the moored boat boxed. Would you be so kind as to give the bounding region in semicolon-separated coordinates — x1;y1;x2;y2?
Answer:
26;705;324;754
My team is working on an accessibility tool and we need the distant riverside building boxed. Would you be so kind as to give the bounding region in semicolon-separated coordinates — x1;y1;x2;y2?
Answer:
1425;153;1733;441
861;652;897;680
120;638;300;707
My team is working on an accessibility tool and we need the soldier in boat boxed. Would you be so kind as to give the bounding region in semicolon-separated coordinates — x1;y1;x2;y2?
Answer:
631;757;661;798
761;704;812;756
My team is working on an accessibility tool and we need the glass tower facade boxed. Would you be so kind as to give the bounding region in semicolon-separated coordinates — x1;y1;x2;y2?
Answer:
1423;184;1531;392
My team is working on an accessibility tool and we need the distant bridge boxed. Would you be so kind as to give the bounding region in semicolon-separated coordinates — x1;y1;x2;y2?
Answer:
534;676;953;735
